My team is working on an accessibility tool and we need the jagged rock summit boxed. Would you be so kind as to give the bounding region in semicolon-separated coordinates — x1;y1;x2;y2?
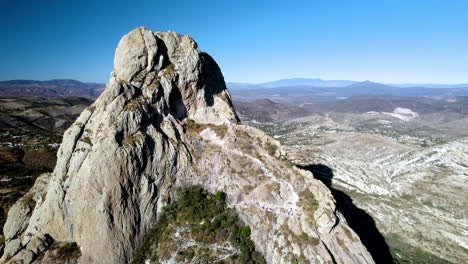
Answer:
1;27;374;264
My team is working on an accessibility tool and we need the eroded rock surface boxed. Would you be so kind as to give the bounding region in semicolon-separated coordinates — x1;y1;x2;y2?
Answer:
1;27;374;264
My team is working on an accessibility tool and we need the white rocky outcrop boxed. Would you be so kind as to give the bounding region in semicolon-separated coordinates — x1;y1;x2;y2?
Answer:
1;27;374;264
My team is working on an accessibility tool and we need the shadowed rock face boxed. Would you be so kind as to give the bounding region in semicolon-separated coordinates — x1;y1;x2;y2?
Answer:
299;164;395;264
1;27;374;264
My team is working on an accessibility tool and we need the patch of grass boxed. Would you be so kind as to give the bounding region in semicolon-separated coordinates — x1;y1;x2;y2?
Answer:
86;105;96;111
79;136;92;146
162;64;176;76
210;125;228;138
145;76;160;91
235;130;251;140
184;118;228;138
185;118;204;133
122;133;145;146
131;186;266;264
21;192;37;209
298;189;319;227
265;142;277;156
123;97;145;111
299;232;320;246
49;242;81;264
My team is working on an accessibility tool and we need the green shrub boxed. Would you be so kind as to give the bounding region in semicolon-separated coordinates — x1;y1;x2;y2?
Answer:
49;242;81;264
131;186;266;264
265;142;277;156
239;226;251;238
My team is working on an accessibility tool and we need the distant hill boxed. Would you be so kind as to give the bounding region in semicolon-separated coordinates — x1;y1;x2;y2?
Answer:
0;95;94;132
227;78;468;90
233;99;313;122
258;78;357;88
225;82;266;90
307;95;468;115
231;80;468;104
390;83;468;88
233;95;468;120
344;80;395;90
2;78;467;102
0;79;105;98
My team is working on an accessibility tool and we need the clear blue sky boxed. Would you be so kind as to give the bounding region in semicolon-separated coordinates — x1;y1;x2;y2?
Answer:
2;0;468;84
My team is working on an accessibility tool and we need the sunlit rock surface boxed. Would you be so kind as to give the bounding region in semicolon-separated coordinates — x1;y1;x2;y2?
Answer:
1;27;374;264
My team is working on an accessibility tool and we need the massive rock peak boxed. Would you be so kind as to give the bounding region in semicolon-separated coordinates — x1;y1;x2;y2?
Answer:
111;26;238;124
1;27;374;264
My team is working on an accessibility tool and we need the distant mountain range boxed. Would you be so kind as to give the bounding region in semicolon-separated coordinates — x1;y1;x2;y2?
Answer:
231;80;468;104
1;78;467;101
0;79;105;98
227;78;468;90
259;78;356;88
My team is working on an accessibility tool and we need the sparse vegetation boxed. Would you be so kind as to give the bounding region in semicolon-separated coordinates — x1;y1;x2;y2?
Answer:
265;142;277;156
123;97;145;111
48;242;82;264
145;76;160;91
79;136;92;146
86;105;96;111
162;63;176;76
298;189;319;227
210;125;228;138
0;126;60;235
184;118;228;138
131;186;266;264
122;133;145;146
387;234;453;264
185;118;203;132
298;232;320;246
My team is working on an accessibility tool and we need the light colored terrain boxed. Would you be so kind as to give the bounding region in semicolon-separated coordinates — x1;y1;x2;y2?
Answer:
249;113;468;263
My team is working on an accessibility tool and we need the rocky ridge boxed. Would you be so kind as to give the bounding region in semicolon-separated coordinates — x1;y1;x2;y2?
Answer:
0;80;105;98
1;27;374;264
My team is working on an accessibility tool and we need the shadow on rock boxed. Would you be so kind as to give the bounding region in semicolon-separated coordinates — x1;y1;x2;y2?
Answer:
299;164;395;264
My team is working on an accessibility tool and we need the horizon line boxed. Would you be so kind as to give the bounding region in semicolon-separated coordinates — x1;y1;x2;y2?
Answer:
1;77;468;86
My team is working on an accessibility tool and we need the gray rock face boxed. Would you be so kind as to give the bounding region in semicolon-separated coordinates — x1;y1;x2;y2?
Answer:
1;27;374;264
